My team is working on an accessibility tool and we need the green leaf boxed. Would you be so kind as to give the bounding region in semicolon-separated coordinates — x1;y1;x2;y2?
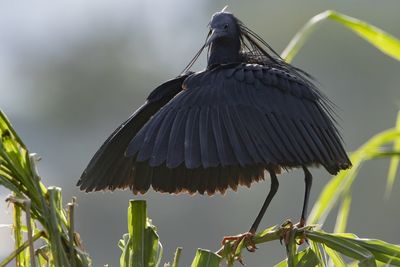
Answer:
309;129;400;225
349;262;389;267
274;259;287;267
306;230;376;267
48;187;70;267
309;240;325;267
118;233;130;251
1;109;91;266
334;189;352;233
144;219;162;267
329;12;400;61
281;10;400;63
274;248;321;267
386;111;400;197
308;162;361;225
324;244;347;267
346;238;400;265
296;248;321;267
190;249;221;267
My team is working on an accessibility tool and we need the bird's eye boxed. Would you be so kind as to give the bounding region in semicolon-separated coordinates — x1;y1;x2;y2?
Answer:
224;24;229;29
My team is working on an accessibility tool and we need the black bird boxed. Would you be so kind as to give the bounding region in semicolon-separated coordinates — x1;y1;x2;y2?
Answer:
78;9;351;246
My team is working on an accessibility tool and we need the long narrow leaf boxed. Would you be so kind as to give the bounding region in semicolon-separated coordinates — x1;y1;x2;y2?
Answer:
309;240;325;267
281;10;400;63
386;111;400;197
309;129;400;225
296;248;321;267
324;244;347;267
274;248;320;267
334;189;352;233
308;162;361;225
347;238;400;265
306;231;376;266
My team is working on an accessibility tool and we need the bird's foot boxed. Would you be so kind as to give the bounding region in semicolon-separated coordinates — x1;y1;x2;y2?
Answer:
279;220;294;246
222;231;257;253
279;219;308;246
294;218;308;245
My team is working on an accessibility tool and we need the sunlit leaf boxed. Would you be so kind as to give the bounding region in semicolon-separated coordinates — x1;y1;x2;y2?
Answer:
274;248;321;267
281;10;400;63
334;189;352;233
190;249;221;267
386;111;400;197
324;244;347;267
308;162;361;225
347;238;400;265
306;231;376;266
296;249;321;267
309;129;400;225
309;240;325;267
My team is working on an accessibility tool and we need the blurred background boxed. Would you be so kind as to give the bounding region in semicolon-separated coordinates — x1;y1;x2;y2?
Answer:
1;0;400;266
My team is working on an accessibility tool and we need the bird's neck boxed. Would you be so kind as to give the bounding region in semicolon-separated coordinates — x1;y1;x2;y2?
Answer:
207;39;241;67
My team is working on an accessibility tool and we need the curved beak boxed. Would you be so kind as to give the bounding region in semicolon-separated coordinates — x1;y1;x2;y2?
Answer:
206;28;225;46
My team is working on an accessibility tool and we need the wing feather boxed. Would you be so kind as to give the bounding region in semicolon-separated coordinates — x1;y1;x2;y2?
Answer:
166;109;187;168
184;107;202;168
211;106;236;166
136;110;167;162
220;105;253;166
229;106;263;163
199;106;219;168
149;108;176;166
81;63;351;195
78;75;190;192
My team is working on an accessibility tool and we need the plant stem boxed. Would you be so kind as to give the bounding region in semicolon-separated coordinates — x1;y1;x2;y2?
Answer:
24;200;36;267
12;195;25;266
172;247;182;267
0;231;45;267
68;197;77;267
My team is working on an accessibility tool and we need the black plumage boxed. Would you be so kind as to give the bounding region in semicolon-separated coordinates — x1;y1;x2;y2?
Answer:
77;9;351;237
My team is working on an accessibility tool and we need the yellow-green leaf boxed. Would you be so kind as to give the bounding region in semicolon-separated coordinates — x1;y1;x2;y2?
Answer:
334;190;352;233
190;249;221;267
281;10;400;63
386;111;400;197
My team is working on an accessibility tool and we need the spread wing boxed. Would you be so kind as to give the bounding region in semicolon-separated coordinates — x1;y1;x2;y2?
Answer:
77;74;191;192
125;64;351;194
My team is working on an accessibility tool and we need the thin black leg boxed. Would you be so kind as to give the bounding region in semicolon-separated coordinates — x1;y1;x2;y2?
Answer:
300;166;313;226
249;169;279;233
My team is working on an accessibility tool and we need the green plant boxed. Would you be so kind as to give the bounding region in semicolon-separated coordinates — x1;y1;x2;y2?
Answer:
0;112;91;267
1;9;400;267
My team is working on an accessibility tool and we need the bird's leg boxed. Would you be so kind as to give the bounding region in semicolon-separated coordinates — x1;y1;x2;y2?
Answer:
222;169;279;252
296;166;312;244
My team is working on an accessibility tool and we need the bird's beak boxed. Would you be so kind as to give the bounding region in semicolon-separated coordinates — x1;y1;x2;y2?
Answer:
206;28;225;46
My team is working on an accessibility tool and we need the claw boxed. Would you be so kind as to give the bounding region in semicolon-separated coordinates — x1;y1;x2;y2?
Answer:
279;220;294;246
222;231;257;253
295;218;308;245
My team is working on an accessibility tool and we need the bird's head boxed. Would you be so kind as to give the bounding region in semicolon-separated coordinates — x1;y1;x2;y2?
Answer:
206;10;240;46
181;7;290;73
